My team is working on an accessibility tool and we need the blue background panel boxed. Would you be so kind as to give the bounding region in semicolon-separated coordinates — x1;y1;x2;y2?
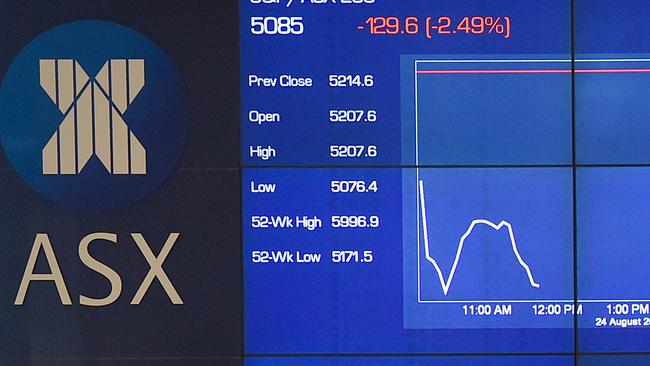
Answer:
409;59;571;166
576;62;650;165
576;0;650;54
577;168;650;301
577;167;650;352
579;355;650;366
245;356;573;366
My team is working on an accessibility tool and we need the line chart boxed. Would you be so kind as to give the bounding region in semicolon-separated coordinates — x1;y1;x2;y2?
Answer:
408;58;575;309
418;180;541;296
403;56;650;331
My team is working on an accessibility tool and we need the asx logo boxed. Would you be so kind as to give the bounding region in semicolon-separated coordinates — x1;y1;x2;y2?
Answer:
0;20;189;210
40;59;147;175
15;232;183;307
0;21;191;306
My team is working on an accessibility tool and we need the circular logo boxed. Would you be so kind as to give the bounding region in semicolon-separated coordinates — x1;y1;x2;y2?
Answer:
0;21;189;210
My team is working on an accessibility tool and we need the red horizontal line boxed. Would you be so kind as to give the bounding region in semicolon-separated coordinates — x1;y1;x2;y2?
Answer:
416;69;650;74
576;69;650;73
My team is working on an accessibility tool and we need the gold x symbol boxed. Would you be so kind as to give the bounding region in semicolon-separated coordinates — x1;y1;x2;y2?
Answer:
40;59;146;175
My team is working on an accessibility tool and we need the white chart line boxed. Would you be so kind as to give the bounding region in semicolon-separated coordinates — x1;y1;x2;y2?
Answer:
418;180;541;296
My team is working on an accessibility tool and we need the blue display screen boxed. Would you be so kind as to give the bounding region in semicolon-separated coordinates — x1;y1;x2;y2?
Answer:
241;0;650;364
